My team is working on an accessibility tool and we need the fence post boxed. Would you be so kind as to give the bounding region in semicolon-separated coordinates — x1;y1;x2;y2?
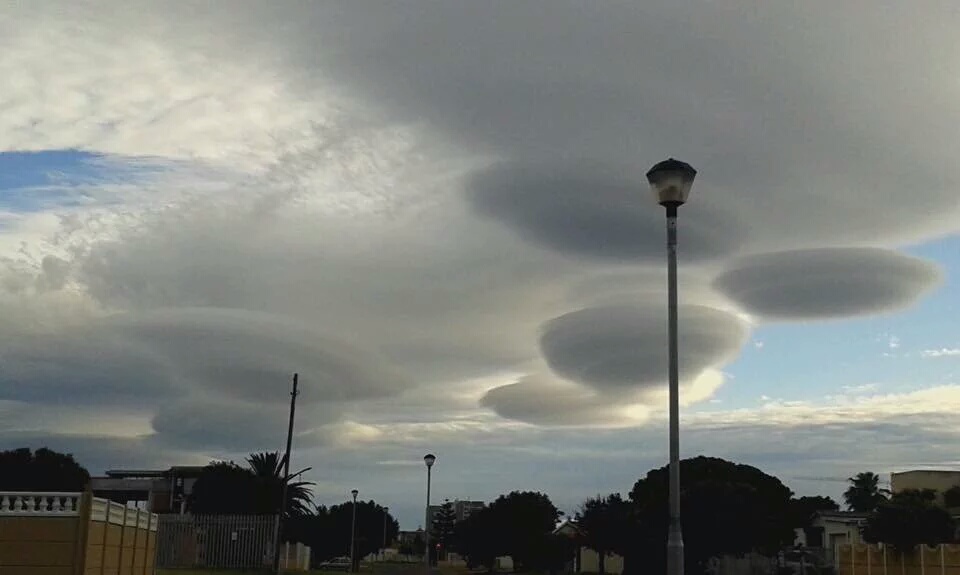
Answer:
868;545;872;575
941;544;945;575
73;490;93;575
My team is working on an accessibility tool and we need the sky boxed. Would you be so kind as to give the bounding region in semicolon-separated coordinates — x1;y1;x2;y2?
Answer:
1;1;959;529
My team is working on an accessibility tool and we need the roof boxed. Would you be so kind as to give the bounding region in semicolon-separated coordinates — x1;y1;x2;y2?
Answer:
892;469;960;475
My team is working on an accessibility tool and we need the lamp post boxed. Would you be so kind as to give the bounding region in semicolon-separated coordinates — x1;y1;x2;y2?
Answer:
383;506;390;560
646;158;697;575
423;454;436;572
350;489;359;573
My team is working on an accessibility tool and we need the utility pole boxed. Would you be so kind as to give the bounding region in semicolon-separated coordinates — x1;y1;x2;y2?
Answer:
273;373;300;574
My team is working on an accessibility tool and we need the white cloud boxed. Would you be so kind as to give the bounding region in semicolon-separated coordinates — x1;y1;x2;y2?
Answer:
922;348;960;358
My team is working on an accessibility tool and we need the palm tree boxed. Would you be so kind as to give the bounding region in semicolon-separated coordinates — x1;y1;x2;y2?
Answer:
843;472;889;512
247;451;315;517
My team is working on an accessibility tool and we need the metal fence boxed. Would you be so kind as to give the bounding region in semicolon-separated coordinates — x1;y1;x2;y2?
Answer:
156;514;278;569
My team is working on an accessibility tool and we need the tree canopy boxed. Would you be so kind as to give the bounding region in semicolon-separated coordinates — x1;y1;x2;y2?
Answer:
790;495;840;528
187;451;313;516
286;500;398;565
432;499;457;560
453;491;563;572
0;447;90;491
629;456;796;575
575;493;632;574
863;490;956;553
843;472;889;513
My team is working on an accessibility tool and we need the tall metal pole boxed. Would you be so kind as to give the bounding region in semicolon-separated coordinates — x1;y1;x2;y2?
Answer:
425;466;432;571
665;205;683;575
274;373;300;574
351;491;359;572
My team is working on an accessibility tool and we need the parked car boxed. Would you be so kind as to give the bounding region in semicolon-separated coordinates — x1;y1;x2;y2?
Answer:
319;556;352;571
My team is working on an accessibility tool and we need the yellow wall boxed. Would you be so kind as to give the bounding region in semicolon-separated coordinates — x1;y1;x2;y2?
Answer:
838;543;960;575
0;515;82;575
0;492;157;575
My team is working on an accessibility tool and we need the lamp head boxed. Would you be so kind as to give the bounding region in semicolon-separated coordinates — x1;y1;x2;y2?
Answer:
351;489;359;500
423;453;436;468
646;158;697;207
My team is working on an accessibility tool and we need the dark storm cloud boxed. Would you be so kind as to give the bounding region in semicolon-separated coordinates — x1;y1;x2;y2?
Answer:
540;304;747;390
713;248;942;320
150;398;336;452
467;161;744;263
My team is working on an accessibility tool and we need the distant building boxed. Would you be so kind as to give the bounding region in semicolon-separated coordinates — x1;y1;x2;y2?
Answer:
90;466;205;513
427;499;485;526
891;470;960;505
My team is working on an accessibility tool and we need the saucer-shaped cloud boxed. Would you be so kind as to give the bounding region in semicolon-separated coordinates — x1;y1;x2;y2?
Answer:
0;307;404;408
480;374;648;427
103;307;406;403
467;161;743;263
540;304;748;390
151;398;338;452
714;248;942;321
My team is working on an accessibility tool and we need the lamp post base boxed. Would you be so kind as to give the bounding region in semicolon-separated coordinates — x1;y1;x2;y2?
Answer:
667;524;684;575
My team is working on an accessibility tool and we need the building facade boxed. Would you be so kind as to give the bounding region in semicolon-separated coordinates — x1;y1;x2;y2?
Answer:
90;466;205;514
891;470;960;505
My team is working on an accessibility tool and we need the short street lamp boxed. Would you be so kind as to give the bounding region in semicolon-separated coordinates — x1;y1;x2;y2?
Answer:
647;157;697;575
350;489;359;572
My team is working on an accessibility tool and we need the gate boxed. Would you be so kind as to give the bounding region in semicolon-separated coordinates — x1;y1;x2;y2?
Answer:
156;514;278;569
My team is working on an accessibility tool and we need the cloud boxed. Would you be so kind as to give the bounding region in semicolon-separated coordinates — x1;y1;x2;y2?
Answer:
713;248;942;321
922;348;960;358
481;369;727;427
539;304;748;391
480;374;650;428
467;160;745;263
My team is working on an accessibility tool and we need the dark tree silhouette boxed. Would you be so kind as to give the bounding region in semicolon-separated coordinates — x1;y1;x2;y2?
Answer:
863;490;956;553
285;502;398;567
628;456;795;575
576;493;632;574
790;495;840;527
843;472;889;512
0;447;90;491
246;451;313;517
453;491;560;572
431;499;457;560
187;452;313;516
945;485;960;508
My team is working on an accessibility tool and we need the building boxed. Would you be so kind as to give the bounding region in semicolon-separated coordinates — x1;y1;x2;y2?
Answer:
794;511;869;550
427;499;485;526
891;470;960;505
90;466;205;514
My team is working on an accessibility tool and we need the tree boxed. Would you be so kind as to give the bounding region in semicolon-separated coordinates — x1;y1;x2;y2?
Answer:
576;493;632;574
945;485;960;508
285;502;398;567
453;491;561;572
863;490;956;554
628;456;796;575
489;491;562;570
790;495;839;527
843;472;889;512
432;499;457;560
246;451;314;517
187;452;313;516
0;447;90;491
453;508;500;571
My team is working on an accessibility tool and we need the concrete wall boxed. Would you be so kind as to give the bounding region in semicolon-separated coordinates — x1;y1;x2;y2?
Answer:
577;547;625;574
0;491;157;575
838;543;960;575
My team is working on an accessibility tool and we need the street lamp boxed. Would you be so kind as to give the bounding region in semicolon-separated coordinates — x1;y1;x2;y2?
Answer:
423;454;436;572
350;489;359;573
647;157;697;575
